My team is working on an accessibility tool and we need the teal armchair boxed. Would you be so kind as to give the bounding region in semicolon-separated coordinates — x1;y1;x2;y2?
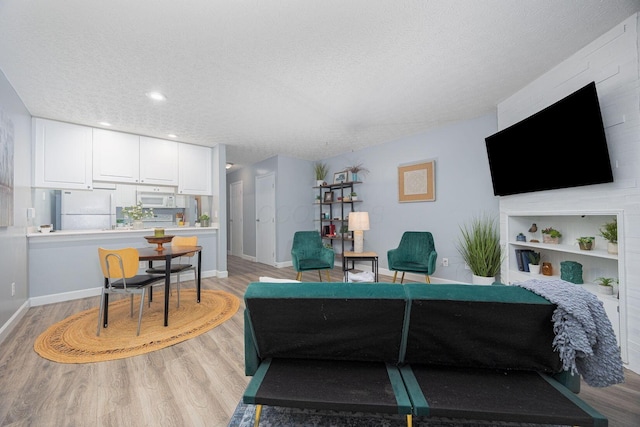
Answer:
291;231;335;281
387;231;437;283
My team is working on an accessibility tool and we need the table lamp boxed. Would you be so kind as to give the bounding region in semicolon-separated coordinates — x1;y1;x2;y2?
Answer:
348;212;370;253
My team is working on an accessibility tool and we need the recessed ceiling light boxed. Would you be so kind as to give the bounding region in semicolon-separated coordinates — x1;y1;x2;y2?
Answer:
98;122;112;126
146;91;166;101
167;134;177;138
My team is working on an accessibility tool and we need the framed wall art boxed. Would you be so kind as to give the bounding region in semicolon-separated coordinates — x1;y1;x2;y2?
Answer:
333;171;348;184
398;160;435;203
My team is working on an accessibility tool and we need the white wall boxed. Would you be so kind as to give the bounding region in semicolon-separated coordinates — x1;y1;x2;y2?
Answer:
0;69;32;342
497;14;640;373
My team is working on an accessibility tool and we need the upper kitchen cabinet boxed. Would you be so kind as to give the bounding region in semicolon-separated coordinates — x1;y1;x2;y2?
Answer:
93;128;140;183
178;143;212;195
33;118;93;189
139;136;179;186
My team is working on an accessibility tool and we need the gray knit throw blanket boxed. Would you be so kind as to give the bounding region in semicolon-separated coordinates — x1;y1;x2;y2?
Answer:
515;278;624;387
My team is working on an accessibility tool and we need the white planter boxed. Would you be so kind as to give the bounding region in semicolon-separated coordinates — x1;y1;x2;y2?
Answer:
607;242;618;254
316;180;324;187
528;264;541;275
598;284;613;295
472;274;495;285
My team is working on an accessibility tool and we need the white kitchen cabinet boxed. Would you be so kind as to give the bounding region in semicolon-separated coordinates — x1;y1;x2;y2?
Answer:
33;118;93;189
178;143;212;195
114;184;137;207
93;129;140;183
139;136;178;186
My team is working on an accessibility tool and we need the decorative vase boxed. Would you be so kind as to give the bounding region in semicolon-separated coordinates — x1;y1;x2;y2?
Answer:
541;262;553;276
316;180;324;187
543;235;559;244
351;172;358;182
471;274;495;285
201;219;210;227
132;220;144;230
528;264;541;275
607;242;618;254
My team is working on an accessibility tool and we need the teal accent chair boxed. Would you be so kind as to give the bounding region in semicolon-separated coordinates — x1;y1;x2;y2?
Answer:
291;231;335;281
387;231;437;284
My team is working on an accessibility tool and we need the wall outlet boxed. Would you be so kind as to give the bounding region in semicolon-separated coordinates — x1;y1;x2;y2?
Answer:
11;282;15;297
442;258;449;267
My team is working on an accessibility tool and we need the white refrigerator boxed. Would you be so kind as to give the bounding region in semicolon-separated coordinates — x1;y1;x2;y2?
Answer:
56;189;116;230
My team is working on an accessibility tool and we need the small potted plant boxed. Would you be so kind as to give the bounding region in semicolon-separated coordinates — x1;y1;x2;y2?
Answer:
455;214;503;284
344;163;369;182
541;227;562;244
350;191;358;201
599;218;618;254
314;162;329;186
576;236;595;251
527;251;541;275
199;213;210;227
594;277;615;295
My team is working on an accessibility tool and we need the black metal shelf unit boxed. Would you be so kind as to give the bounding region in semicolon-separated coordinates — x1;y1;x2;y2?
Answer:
315;181;362;257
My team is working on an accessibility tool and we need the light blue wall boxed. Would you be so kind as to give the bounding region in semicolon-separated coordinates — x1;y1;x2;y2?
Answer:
323;113;499;282
227;113;500;282
0;69;32;332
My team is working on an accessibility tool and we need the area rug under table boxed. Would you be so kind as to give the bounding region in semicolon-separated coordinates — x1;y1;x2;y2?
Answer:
34;289;239;363
228;402;567;427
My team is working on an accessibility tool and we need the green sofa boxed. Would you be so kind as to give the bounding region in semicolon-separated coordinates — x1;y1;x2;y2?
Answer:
243;282;607;426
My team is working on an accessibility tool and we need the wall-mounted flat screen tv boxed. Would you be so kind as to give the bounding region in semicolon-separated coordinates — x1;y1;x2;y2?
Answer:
485;81;613;196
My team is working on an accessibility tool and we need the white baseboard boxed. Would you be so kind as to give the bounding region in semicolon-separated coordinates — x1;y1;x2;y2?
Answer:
0;300;30;346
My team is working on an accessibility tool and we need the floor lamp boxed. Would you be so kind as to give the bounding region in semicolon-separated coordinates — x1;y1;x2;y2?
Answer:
348;212;370;253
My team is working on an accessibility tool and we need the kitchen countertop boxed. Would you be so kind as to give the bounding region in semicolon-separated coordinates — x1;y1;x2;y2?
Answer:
27;224;219;238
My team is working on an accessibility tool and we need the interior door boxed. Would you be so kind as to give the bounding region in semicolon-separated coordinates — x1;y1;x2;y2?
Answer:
230;181;243;257
256;173;276;266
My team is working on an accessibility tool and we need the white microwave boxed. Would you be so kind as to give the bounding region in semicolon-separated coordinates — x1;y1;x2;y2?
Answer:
137;193;176;208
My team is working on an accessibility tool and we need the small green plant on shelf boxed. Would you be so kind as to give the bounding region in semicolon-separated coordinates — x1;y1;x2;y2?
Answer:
541;227;562;238
594;277;615;287
527;252;541;265
576;236;595;250
599;218;617;243
314;162;329;183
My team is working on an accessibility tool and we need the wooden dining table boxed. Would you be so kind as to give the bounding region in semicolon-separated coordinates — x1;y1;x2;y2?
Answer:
137;245;203;326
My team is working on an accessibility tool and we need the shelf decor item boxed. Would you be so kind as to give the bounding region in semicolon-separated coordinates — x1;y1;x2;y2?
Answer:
456;214;503;284
313;162;329;186
199;214;210;227
576;236;595;251
594;277;615;295
599;218;618;254
560;261;583;284
527;252;541;275
344;163;369;182
541;227;562;244
541;262;553;276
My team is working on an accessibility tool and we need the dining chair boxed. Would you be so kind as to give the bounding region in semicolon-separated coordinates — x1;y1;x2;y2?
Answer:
146;236;198;308
387;231;437;284
97;247;166;336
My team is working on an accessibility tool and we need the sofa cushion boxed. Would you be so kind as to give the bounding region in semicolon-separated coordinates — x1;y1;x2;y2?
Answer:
403;284;562;372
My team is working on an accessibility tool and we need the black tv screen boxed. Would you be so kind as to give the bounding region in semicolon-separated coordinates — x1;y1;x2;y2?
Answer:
485;81;613;196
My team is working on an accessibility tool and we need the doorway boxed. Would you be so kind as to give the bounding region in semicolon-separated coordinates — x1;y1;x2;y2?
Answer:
255;173;276;266
230;181;243;257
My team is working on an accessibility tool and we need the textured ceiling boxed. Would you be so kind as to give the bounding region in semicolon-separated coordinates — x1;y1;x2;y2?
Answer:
0;1;638;170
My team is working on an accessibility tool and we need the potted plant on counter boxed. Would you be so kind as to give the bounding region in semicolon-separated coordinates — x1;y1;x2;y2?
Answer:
199;213;210;227
456;214;503;285
122;203;154;229
599;218;618;254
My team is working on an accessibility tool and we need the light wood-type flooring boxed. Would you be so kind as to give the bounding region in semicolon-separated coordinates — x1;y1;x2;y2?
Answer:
0;256;638;426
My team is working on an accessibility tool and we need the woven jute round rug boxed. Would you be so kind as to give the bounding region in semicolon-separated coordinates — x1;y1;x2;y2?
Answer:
34;289;240;363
